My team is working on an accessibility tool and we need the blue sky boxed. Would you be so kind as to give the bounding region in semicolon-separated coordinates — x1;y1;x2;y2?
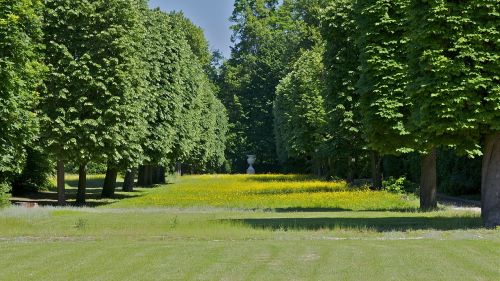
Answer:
148;0;235;58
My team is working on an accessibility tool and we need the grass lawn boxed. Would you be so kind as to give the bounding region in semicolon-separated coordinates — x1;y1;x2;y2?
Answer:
1;175;499;281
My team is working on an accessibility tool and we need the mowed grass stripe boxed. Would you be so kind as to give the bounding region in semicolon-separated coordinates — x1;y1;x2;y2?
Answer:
1;240;499;280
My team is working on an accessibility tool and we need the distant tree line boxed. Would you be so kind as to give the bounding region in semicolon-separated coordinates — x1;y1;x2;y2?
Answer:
219;0;498;226
0;0;228;205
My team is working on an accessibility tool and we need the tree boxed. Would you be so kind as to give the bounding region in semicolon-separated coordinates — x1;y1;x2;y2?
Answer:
134;9;228;185
407;0;499;223
273;46;327;173
0;0;44;202
168;11;212;69
220;0;321;172
321;0;370;183
135;8;179;187
355;0;419;194
43;0;148;204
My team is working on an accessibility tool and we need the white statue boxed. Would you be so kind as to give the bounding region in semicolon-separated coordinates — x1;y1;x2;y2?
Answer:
247;155;256;174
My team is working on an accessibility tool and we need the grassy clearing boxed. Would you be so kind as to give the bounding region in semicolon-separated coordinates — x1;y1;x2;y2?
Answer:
1;174;499;281
109;174;419;211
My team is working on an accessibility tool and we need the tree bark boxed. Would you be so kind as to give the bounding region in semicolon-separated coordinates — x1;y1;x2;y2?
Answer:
420;149;437;211
176;162;182;176
101;165;118;198
371;151;383;190
482;132;500;227
158;166;166;184
123;168;136;192
152;166;160;184
137;165;146;186
76;164;87;205
145;165;153;186
57;160;66;205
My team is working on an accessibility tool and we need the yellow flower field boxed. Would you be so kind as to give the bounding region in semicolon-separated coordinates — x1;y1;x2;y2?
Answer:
111;174;419;211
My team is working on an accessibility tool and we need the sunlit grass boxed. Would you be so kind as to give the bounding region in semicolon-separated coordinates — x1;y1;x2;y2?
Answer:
1;174;498;281
109;174;418;211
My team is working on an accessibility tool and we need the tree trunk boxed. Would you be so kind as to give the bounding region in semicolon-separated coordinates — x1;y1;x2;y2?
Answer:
158;167;166;184
176;162;182;176
102;165;118;198
57;160;66;205
482;132;500;227
371;151;383;190
123;168;136;192
144;165;153;187
420;149;437;211
138;165;154;187
152;166;160;184
76;164;87;205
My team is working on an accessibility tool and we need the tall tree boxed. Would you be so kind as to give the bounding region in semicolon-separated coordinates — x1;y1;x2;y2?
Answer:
136;9;229;184
43;0;148;204
220;0;320;171
408;0;499;223
321;0;369;182
0;0;44;201
355;0;417;194
168;11;212;69
273;46;327;173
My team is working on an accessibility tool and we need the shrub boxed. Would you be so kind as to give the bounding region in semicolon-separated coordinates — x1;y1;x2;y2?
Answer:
383;176;418;194
11;147;54;195
0;182;11;207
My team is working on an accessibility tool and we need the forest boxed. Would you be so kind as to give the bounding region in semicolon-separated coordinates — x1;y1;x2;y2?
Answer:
1;0;499;228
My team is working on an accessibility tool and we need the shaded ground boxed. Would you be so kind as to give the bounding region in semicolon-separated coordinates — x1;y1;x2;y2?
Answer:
228;216;483;232
437;193;481;208
10;175;146;207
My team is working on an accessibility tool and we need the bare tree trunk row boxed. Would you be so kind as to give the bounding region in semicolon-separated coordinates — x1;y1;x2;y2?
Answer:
137;165;166;187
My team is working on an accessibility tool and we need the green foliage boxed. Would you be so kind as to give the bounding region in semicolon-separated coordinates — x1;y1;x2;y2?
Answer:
220;0;323;171
11;146;54;194
273;46;327;167
168;11;212;68
141;9;184;168
0;182;10;207
407;0;499;156
65;162;107;175
382;176;418;194
0;0;44;179
320;0;367;177
41;0;148;168
356;0;413;155
141;10;228;172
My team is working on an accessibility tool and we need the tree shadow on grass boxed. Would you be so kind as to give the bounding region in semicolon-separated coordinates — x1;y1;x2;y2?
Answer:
10;188;144;207
226;216;483;232
11;177;148;207
270;207;420;213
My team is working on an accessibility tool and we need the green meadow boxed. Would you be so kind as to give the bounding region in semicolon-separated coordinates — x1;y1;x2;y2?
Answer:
1;175;499;281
